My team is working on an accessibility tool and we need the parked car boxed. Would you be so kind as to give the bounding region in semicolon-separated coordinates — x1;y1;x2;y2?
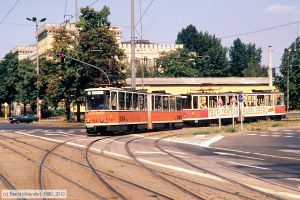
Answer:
9;114;38;124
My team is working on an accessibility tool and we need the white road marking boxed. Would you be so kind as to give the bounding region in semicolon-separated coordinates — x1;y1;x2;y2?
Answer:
245;184;300;200
76;138;95;141
11;131;227;183
56;131;79;136
214;152;264;161
283;136;294;138
134;151;167;155
227;161;271;170
44;134;69;137
104;139;125;144
10;129;300;198
212;146;300;161
278;149;300;154
271;132;281;134
164;150;187;155
271;135;281;137
284;132;294;135
172;154;190;159
246;134;257;136
284;178;300;182
200;136;224;147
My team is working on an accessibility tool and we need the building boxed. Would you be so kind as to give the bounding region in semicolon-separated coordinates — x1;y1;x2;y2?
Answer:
12;45;36;60
121;40;183;67
125;77;275;94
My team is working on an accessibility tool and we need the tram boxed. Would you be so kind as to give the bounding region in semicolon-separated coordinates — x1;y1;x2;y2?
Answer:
84;87;286;135
182;91;286;125
85;87;183;135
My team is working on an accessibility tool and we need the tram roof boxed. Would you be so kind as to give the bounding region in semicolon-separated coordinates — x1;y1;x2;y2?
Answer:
126;77;269;86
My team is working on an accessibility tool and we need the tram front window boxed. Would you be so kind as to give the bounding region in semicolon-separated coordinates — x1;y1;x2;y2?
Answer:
86;90;110;110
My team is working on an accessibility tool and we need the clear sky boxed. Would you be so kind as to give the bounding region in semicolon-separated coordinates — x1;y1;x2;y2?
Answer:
0;0;299;70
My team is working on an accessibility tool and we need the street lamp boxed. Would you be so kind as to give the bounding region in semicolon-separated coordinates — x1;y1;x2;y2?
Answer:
26;17;46;121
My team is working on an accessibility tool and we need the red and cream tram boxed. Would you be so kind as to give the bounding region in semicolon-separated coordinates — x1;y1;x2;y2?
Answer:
182;91;286;125
85;87;183;135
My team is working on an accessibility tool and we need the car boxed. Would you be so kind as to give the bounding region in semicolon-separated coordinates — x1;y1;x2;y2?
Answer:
9;114;38;124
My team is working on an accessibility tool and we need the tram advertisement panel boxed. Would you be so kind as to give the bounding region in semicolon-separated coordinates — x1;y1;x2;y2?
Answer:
243;106;275;116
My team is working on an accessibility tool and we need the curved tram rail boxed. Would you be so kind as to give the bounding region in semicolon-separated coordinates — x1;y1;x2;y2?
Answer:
0;133;176;200
124;136;205;200
154;134;284;200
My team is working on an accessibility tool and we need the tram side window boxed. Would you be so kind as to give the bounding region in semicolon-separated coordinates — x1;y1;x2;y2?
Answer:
182;96;191;109
111;91;117;110
144;95;148;111
126;93;132;110
138;94;145;110
275;94;284;105
86;90;110;110
265;95;272;106
163;96;169;111
193;96;198;109
119;92;125;110
152;95;155;110
170;96;175;111
209;96;217;108
199;96;208;109
247;95;256;106
257;95;265;106
155;96;162;110
176;97;182;111
133;93;138;110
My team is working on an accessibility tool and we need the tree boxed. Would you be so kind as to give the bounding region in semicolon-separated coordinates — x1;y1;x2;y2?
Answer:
43;26;77;120
77;6;126;88
15;58;37;113
176;25;229;77
154;48;199;77
0;53;19;105
276;38;300;110
229;38;263;77
242;60;268;77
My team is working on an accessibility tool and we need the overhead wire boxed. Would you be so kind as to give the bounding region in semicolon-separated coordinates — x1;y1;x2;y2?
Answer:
64;0;68;21
221;20;300;39
0;0;20;24
135;0;154;27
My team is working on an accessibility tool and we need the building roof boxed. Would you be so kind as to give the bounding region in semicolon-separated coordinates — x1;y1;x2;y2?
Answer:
126;77;269;86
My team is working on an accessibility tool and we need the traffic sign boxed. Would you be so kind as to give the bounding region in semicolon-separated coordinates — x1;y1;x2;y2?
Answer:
238;94;243;102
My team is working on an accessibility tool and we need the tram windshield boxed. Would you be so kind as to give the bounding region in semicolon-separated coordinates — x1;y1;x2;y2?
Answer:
86;90;110;110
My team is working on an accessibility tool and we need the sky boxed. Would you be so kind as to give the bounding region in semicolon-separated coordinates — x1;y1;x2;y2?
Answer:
0;0;299;71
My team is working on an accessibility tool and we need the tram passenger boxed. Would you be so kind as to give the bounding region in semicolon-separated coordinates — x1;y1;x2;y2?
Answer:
277;97;282;105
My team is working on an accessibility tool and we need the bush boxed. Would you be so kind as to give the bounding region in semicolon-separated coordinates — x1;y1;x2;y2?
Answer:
272;122;281;127
226;127;237;133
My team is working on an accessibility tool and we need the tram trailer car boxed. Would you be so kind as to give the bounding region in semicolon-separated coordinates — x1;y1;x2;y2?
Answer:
85;87;183;135
182;91;286;126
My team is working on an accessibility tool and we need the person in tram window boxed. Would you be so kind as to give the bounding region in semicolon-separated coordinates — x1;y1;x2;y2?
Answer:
277;96;282;105
217;97;223;107
230;96;236;106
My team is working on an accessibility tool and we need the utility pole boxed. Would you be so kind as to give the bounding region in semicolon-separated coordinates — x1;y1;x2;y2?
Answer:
131;0;136;88
285;48;291;112
268;46;273;90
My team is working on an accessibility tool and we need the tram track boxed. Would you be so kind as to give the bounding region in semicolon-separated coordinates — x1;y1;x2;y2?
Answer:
124;134;206;200
154;134;285;200
0;133;175;200
1;129;294;199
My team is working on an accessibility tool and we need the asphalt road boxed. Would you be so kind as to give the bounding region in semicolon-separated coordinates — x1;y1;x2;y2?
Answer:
174;126;300;190
1;121;300;198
